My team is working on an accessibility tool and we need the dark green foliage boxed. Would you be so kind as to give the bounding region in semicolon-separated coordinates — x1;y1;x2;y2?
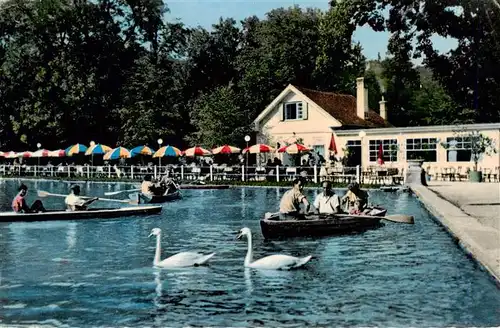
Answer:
189;85;250;148
353;0;500;124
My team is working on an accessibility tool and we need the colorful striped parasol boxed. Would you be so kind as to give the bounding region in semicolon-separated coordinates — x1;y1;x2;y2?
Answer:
17;151;33;158
48;149;66;157
31;149;50;158
183;146;211;157
242;144;275;154
377;143;385;165
65;144;88;156
212;145;241;154
153;146;182;157
328;134;338;154
131;145;156;157
3;151;17;158
103;147;131;160
85;144;112;155
277;143;310;154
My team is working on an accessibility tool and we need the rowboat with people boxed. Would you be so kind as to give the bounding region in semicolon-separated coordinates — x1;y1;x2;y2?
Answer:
105;176;183;203
3;184;163;222
0;205;163;222
136;190;182;204
260;207;415;239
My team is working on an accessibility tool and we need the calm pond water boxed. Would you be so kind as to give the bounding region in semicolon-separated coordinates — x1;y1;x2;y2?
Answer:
0;179;498;327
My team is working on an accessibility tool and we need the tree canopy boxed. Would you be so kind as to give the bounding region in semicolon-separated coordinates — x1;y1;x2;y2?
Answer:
0;0;497;150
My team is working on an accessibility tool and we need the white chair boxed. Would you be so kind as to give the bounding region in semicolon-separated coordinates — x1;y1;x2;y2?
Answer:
113;165;122;178
76;166;84;176
285;167;297;181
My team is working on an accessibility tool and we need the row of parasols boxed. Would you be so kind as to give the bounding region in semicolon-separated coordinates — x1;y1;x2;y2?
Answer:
0;143;311;160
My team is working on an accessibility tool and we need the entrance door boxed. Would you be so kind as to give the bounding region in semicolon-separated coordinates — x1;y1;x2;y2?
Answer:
346;140;361;167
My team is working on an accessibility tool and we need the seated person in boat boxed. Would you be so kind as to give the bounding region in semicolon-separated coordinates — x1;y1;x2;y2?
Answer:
12;184;46;213
313;181;342;214
278;177;310;220
65;185;98;211
159;175;178;195
341;182;369;214
141;174;155;197
141;174;164;197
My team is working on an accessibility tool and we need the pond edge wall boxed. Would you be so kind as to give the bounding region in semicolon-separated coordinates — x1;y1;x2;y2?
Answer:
411;184;500;288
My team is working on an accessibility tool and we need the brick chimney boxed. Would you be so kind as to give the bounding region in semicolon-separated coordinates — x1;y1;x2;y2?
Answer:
379;97;387;120
356;77;368;120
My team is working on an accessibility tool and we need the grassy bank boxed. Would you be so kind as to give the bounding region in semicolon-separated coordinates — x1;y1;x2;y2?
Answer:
0;175;382;189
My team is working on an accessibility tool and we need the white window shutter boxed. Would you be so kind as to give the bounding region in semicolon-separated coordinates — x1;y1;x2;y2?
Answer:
279;103;285;121
303;102;308;120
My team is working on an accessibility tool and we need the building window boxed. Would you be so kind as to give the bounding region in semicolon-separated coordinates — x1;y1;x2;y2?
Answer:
344;140;361;167
346;140;361;147
369;139;398;162
284;102;303;120
446;137;472;162
406;138;438;162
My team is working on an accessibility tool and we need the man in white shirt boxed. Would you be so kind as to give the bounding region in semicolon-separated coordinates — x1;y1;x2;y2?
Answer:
65;185;98;211
313;181;341;214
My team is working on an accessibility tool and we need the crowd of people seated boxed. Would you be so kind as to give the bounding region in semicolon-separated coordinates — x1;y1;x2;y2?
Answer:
278;177;371;220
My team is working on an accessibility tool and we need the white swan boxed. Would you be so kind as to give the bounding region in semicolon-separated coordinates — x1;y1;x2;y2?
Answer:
236;227;312;270
149;228;216;268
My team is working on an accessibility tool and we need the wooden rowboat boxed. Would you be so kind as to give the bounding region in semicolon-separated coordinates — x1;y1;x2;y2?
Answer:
260;208;387;239
138;190;182;204
0;205;162;222
380;186;410;192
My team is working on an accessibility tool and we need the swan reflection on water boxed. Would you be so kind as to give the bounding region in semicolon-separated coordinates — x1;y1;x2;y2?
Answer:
244;268;253;295
153;269;164;309
244;266;294;290
66;222;77;250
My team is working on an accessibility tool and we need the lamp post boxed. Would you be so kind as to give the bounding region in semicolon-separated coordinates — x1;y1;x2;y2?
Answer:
244;135;250;181
358;131;366;180
157;138;163;167
90;141;95;166
36;143;41;167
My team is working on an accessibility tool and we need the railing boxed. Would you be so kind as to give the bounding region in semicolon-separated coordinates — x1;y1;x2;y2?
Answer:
0;164;414;185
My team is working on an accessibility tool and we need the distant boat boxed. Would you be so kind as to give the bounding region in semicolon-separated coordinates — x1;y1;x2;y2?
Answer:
138;190;183;204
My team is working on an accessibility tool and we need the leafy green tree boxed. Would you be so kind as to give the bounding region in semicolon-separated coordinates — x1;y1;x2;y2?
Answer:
184;18;240;99
236;7;323;120
315;1;367;93
410;75;473;126
351;0;500;123
189;85;249;148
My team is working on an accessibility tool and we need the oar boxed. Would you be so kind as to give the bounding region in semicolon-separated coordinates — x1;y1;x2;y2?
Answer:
104;188;141;196
37;190;138;205
332;213;415;224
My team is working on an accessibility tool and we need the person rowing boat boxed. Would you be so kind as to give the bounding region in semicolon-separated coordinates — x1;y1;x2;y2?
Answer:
159;175;180;195
278;177;311;220
341;182;369;214
138;174;171;203
65;185;99;211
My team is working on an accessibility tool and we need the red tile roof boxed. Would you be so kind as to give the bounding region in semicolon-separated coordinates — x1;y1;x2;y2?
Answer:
294;86;391;128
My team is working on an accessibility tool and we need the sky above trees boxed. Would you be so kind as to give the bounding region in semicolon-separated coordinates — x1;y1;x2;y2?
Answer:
164;0;459;63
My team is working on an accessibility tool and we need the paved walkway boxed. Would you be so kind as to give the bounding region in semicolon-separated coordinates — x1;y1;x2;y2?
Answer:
412;181;500;285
